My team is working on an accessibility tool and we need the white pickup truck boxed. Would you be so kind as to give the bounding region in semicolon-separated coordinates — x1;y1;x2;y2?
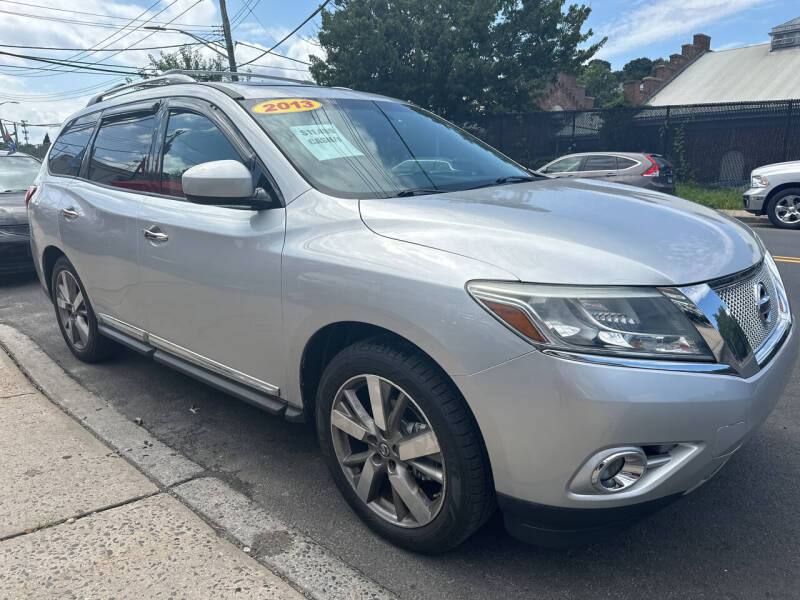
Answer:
743;160;800;229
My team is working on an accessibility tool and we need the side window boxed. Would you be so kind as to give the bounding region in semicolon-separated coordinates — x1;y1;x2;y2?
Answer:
160;110;242;198
616;157;638;170
544;156;583;173
48;115;97;177
88;112;158;192
583;155;618;171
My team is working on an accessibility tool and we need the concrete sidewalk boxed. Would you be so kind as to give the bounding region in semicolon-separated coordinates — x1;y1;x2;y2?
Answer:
0;350;303;599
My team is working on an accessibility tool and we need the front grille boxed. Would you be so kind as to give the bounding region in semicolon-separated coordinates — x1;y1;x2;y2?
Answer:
712;262;778;351
0;223;29;236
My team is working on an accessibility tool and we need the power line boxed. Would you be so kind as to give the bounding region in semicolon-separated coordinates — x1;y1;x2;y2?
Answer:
235;41;310;66
0;41;208;53
0;0;218;29
0;49;148;74
238;0;331;68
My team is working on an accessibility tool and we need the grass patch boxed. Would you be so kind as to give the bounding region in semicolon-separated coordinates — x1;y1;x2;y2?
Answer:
674;182;744;210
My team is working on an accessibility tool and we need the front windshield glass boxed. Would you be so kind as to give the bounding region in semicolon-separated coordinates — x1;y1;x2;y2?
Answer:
0;156;41;192
242;97;530;198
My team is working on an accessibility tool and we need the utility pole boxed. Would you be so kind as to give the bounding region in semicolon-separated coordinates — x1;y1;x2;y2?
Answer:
218;0;238;81
21;120;29;145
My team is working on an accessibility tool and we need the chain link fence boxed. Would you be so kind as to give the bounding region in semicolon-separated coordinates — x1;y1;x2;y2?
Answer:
460;99;800;187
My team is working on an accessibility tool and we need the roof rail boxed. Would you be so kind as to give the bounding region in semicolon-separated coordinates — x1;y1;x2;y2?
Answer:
163;69;314;86
86;73;196;107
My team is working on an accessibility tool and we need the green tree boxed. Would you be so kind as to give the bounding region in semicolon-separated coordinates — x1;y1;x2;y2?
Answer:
140;45;226;80
310;0;604;119
618;56;666;83
577;59;621;107
41;132;51;148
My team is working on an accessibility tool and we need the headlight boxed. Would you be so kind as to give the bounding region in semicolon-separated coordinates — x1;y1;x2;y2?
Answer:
467;282;713;360
751;174;768;187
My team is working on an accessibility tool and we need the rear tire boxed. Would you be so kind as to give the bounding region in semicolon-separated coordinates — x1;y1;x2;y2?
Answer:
766;188;800;229
51;257;119;363
316;337;494;553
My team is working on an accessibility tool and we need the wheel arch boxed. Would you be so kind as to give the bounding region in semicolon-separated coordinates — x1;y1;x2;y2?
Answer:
41;245;68;295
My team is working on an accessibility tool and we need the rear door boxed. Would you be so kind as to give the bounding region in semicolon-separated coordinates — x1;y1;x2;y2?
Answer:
580;155;618;180
136;97;286;395
58;103;160;330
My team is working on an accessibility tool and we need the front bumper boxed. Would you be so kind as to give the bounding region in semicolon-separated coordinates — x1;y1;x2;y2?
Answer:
454;319;798;540
743;188;768;213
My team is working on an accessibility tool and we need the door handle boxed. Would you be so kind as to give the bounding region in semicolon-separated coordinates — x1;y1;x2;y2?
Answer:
143;227;169;242
62;207;79;220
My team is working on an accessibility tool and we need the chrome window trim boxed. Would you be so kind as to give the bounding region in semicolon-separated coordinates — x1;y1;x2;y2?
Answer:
98;314;280;395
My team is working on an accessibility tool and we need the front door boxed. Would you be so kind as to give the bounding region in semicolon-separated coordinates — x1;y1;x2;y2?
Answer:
137;99;286;396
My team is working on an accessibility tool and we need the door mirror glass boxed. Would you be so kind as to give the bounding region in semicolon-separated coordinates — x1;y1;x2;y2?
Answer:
182;160;255;204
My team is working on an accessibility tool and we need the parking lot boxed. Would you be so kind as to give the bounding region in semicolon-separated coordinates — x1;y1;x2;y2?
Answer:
1;223;798;600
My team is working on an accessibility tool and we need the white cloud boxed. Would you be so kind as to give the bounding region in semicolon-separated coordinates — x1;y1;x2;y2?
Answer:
594;0;768;58
0;0;324;143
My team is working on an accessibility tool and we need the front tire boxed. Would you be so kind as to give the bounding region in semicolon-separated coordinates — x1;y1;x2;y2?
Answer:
51;257;118;363
316;338;494;553
766;188;800;229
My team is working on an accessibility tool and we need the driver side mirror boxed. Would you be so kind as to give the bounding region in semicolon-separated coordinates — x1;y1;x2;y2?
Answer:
182;160;271;209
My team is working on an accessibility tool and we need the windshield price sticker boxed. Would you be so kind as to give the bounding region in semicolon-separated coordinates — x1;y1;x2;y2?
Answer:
290;124;364;161
252;99;322;114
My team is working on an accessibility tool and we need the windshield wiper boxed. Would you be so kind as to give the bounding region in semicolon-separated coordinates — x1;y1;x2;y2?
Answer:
393;188;443;197
466;175;541;191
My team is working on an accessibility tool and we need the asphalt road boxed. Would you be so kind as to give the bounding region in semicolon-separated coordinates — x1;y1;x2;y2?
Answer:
2;224;799;600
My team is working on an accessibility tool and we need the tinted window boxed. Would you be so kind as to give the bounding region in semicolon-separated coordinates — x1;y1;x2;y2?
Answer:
616;157;638;170
160;111;242;197
243;98;529;198
544;156;583;173
49;115;97;177
88;112;158;192
0;156;41;192
584;155;618;171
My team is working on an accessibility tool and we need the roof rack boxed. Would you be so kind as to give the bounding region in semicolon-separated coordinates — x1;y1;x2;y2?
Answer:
162;69;314;86
86;73;196;107
85;69;317;108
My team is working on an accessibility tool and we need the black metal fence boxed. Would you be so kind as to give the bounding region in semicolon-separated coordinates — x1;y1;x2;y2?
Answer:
460;99;800;187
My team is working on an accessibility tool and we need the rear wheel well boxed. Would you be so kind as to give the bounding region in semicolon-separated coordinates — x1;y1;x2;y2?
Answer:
763;183;800;214
41;246;67;295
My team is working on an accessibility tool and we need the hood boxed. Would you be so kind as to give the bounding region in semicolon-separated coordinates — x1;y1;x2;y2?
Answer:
0;192;27;225
752;160;800;177
359;178;762;286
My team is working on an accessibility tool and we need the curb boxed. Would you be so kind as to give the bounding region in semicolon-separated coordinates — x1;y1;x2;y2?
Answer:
718;209;770;227
0;324;397;600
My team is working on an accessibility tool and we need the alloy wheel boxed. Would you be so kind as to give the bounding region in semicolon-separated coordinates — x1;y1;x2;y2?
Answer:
54;270;90;351
330;374;445;528
775;195;800;224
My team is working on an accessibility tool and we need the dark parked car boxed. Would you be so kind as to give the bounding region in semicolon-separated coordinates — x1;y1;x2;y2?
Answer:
539;152;676;194
0;151;40;275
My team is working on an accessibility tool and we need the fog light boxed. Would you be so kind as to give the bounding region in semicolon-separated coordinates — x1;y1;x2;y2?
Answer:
591;448;647;493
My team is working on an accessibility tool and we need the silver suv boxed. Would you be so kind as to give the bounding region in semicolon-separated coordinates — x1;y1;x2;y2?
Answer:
27;73;798;552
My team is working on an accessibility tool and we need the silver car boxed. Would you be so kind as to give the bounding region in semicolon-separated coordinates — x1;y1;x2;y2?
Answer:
539;151;676;194
743;160;800;229
27;73;798;552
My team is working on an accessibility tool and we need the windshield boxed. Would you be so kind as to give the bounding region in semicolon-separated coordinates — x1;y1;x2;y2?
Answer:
242;97;530;198
0;156;40;192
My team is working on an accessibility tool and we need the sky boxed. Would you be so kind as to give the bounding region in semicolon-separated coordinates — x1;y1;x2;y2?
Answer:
0;0;796;143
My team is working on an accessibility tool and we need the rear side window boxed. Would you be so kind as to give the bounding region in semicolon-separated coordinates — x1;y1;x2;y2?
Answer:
159;110;242;197
88;112;158;192
617;157;638;170
48;115;97;177
545;156;583;173
583;155;618;171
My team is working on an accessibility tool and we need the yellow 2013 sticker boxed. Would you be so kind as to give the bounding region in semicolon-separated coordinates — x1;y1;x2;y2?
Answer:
252;99;321;114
